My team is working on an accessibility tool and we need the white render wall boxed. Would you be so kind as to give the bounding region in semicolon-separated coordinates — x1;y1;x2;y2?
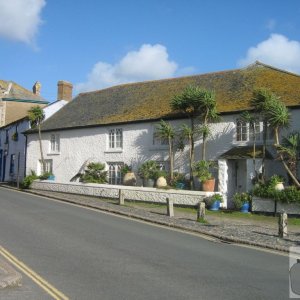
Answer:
26;116;236;184
26;108;300;205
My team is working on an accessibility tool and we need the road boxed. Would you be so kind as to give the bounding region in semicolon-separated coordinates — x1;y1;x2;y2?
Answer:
0;187;291;299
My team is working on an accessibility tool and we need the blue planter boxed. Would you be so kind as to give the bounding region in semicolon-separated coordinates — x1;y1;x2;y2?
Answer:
47;175;55;181
176;182;185;189
240;201;250;213
209;200;220;211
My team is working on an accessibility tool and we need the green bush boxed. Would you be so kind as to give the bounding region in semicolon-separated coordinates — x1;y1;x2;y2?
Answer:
204;193;223;207
252;175;300;204
233;192;251;210
138;161;159;180
80;162;108;184
21;170;38;189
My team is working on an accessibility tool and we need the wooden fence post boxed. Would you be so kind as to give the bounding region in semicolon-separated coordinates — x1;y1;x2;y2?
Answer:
119;189;125;205
278;212;288;238
167;198;174;217
197;202;206;220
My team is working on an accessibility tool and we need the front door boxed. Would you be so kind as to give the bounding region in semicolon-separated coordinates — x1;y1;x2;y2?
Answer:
227;159;248;205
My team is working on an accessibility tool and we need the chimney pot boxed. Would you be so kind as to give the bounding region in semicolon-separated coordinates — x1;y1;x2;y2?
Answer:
57;80;73;101
33;81;41;95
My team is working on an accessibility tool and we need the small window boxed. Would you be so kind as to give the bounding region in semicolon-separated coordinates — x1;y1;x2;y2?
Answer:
153;130;168;146
50;134;60;153
108;162;123;185
249;121;261;141
236;119;248;142
39;159;53;175
108;129;123;149
5;129;9;144
9;154;15;174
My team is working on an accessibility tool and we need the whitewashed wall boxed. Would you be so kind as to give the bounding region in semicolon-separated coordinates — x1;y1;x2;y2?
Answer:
26;108;300;206
26;116;236;183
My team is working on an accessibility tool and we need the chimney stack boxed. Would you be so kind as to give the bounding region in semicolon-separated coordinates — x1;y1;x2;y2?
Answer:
33;81;41;95
57;80;73;101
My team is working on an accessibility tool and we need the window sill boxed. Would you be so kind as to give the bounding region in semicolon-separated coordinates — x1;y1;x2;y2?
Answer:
149;146;168;151
104;149;123;153
47;152;61;156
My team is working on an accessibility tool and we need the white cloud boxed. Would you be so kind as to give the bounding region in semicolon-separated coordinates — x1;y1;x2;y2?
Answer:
238;34;300;74
0;0;46;44
76;44;181;92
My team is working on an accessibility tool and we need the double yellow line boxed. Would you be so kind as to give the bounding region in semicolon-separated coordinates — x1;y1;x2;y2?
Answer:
0;245;68;300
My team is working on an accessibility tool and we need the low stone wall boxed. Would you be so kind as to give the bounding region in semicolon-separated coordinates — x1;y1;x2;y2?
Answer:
31;180;216;206
252;196;300;215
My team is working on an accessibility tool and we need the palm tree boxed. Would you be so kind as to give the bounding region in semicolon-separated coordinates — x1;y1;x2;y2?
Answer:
251;89;300;187
197;89;219;160
171;85;203;189
179;124;195;189
28;106;46;174
277;131;300;185
155;120;175;180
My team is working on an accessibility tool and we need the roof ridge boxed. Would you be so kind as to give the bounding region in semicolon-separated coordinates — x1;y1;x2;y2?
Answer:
78;65;249;96
252;60;300;77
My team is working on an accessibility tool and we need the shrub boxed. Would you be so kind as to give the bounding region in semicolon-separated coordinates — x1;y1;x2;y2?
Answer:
21;170;38;189
204;193;223;207
252;175;300;204
193;160;217;181
80;162;108;184
120;164;132;176
138;161;159;180
39;172;53;180
233;192;251;210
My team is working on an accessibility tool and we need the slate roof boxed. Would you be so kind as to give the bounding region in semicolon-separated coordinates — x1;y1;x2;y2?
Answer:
37;62;300;132
0;80;45;102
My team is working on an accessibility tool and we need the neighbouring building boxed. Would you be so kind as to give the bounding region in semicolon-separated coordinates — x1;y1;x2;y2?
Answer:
0;80;48;126
0;81;72;183
25;62;300;207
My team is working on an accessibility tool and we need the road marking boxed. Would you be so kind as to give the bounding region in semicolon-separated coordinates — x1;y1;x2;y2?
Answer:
0;245;69;300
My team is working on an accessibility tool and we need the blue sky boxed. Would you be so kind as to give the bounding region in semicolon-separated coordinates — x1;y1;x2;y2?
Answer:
0;0;300;101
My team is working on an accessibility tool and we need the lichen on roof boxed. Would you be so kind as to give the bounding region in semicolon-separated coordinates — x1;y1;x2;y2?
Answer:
39;62;300;132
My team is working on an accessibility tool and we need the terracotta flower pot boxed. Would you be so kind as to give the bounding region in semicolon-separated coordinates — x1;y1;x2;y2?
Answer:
202;178;215;192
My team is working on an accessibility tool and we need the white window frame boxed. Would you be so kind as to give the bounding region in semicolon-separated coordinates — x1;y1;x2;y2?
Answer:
49;134;60;154
236;119;262;142
38;159;53;175
108;128;123;150
107;162;123;185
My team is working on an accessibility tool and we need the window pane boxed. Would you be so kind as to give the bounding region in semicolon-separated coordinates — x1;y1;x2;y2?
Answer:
116;129;122;148
109;129;115;148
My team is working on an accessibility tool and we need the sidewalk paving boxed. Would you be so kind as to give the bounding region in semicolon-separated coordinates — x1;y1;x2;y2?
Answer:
24;187;300;253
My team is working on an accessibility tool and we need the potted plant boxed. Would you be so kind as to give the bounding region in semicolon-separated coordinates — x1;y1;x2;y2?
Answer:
204;194;223;211
155;169;168;188
233;192;251;213
270;174;285;191
193;160;217;191
138;161;159;187
121;164;136;186
170;172;186;189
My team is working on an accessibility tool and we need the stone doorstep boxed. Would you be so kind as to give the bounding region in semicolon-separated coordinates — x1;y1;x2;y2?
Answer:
0;259;22;289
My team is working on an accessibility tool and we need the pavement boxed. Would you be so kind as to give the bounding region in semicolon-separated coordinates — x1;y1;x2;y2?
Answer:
0;184;299;290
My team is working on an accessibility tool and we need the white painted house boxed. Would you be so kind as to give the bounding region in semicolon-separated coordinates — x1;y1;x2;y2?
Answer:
25;62;300;207
0;81;72;183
